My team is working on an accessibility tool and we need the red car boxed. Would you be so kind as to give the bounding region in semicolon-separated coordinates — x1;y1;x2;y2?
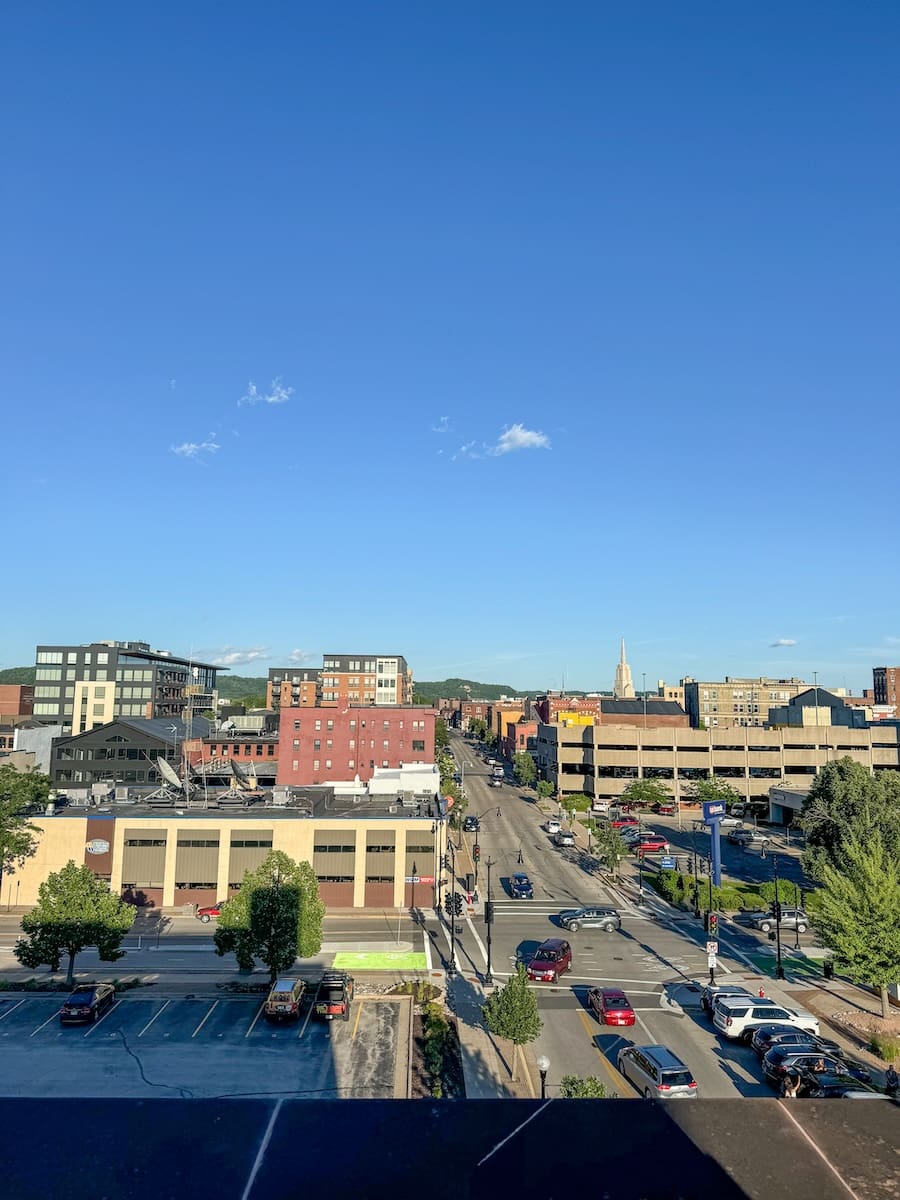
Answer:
196;901;224;923
610;816;639;830
588;987;636;1027
633;835;670;855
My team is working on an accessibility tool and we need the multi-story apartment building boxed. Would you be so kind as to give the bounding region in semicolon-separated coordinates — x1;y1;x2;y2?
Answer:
534;719;900;807
266;667;320;711
277;704;435;786
682;676;818;730
33;641;219;734
319;655;413;707
460;700;490;725
873;666;900;708
657;680;685;707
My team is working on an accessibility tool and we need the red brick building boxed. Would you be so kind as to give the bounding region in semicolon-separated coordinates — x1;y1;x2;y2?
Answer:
501;718;538;762
460;700;490;724
873;667;900;707
277;705;436;786
0;684;34;721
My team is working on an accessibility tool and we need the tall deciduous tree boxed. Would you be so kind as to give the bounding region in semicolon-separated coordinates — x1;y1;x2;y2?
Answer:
214;850;325;984
483;962;542;1082
594;824;628;877
513;752;536;787
0;764;44;900
14;861;134;985
434;718;450;752
537;780;555;800
800;758;900;882
809;828;900;1019
694;778;741;809
621;779;671;809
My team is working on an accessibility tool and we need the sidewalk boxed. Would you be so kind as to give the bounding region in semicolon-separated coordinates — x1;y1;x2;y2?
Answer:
446;971;535;1099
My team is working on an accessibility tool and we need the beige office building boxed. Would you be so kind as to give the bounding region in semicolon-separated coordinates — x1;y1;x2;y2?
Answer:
535;720;900;807
680;676;834;730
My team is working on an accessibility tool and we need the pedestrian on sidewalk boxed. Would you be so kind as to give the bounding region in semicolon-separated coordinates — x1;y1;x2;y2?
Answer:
496;807;501;818
886;1063;899;1098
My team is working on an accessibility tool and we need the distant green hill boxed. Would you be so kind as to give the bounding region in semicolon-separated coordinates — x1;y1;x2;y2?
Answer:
413;678;522;702
216;675;267;699
0;666;35;684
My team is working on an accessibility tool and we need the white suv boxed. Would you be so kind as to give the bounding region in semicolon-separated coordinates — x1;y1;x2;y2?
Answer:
714;997;819;1042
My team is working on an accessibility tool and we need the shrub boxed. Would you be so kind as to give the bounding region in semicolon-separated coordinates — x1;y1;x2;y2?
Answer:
717;889;745;912
869;1031;900;1061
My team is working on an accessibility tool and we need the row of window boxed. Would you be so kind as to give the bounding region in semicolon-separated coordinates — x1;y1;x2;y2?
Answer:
291;759;427;772
294;738;427;753
206;744;276;757
125;838;273;849
291;718;426;732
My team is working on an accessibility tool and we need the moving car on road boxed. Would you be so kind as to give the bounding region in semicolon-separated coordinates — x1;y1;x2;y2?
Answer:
554;829;575;847
616;1045;698;1099
750;1024;841;1059
701;984;751;1017
728;829;771;848
60;983;116;1025
752;908;809;934
463;815;480;833
525;938;572;982
546;818;561;835
588;987;635;1026
558;906;621;933
196;901;224;923
509;872;534;899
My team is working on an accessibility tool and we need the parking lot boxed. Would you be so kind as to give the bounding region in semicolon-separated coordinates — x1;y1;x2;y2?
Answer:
0;991;405;1099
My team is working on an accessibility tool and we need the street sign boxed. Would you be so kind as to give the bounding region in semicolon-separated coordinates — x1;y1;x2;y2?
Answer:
703;800;727;822
707;953;717;968
404;876;419;884
706;940;719;955
417;875;434;885
660;855;676;869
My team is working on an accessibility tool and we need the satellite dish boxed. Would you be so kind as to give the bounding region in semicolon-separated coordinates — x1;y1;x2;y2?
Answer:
157;757;184;789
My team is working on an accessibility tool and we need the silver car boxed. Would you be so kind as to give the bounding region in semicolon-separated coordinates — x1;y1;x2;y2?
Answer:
554;829;575;847
753;908;809;933
617;1044;698;1099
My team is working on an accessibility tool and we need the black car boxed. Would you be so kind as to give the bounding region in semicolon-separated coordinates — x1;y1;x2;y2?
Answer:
60;983;116;1025
800;1072;886;1099
762;1047;872;1088
463;815;480;833
750;1024;841;1059
509;872;534;899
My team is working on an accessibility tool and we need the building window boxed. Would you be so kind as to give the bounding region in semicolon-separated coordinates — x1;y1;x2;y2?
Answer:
293;720;300;731
292;759;299;771
314;720;321;730
412;739;425;752
176;838;220;848
231;838;273;848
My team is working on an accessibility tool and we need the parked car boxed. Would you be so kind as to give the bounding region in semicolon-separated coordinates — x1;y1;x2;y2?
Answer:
620;826;643;843
546;818;561;835
60;983;116;1025
558;906;621;933
750;1024;841;1059
714;997;819;1042
611;816;640;830
762;1047;872;1088
652;802;676;816
314;970;354;1021
752;908;809;934
701;983;751;1017
509;872;534;899
633;834;670;855
801;1072;887;1099
588;987;635;1026
196;901;224;923
717;816;744;828
554;829;575;847
264;978;306;1021
525;938;572;982
616;1045;698;1099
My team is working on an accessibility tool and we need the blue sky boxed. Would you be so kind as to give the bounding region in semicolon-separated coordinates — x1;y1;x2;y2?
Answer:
2;2;899;693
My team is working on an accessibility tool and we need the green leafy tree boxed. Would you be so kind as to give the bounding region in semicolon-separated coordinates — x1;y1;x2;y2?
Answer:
483;962;542;1081
537;780;554;800
694;778;741;809
558;1075;610;1098
239;693;267;709
513;752;536;787
565;793;592;814
434;718;450;752
810;828;900;1019
621;779;671;810
0;764;44;900
214;850;325;984
483;728;497;748
469;718;487;741
594;824;627;877
800;758;900;882
14;860;134;986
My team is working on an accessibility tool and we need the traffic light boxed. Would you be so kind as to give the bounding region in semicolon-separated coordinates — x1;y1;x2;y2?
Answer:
441;854;451;871
707;912;719;937
774;902;782;923
453;892;464;916
484;901;494;925
443;892;453;916
473;843;481;862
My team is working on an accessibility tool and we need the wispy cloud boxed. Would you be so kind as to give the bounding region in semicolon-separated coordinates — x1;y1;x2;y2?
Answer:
488;423;551;455
432;415;451;434
239;376;294;407
285;649;316;666
770;638;797;648
451;440;477;462
171;440;220;459
210;646;270;667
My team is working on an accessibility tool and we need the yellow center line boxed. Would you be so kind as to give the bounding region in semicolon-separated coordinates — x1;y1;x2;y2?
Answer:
351;998;363;1039
575;1008;634;1098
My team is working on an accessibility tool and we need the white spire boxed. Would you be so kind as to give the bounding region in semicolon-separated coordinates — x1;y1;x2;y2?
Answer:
614;638;635;699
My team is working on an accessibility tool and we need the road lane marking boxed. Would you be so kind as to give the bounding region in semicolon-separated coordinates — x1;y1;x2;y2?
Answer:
30;1008;62;1036
465;916;488;966
575;1008;633;1097
191;1000;218;1038
83;999;120;1037
351;998;363;1040
297;985;318;1040
138;999;170;1036
0;999;27;1022
244;1001;266;1038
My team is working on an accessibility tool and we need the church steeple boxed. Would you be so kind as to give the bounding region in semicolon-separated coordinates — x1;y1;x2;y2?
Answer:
614;639;636;699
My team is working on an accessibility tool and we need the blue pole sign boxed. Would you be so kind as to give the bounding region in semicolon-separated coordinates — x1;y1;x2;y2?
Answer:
702;800;726;822
702;800;725;888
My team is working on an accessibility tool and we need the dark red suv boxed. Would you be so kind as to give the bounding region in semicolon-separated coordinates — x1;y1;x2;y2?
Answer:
526;938;572;982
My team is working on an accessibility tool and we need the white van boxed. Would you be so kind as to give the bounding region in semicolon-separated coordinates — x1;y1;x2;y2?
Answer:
591;799;610;816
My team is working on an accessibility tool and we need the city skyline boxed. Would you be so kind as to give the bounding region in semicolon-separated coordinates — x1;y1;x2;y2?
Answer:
2;5;899;693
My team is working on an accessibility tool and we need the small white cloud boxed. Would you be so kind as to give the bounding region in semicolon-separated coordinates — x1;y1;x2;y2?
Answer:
489;423;551;455
211;646;270;667
239;377;294;406
770;638;797;648
286;649;316;666
169;378;177;390
432;415;451;434
451;440;477;462
171;440;220;459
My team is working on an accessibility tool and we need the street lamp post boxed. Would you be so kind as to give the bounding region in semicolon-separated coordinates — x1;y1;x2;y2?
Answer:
773;853;785;981
537;1054;550;1100
485;856;494;986
411;860;417;924
642;672;647;729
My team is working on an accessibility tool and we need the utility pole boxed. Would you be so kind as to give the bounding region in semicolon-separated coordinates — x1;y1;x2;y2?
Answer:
484;856;494;986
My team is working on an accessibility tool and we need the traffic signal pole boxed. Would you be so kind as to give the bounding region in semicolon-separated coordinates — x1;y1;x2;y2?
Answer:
773;854;785;980
448;837;457;978
484;857;494;986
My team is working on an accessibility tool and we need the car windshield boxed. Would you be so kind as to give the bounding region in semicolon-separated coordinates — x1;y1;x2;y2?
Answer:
534;949;556;962
66;992;94;1004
